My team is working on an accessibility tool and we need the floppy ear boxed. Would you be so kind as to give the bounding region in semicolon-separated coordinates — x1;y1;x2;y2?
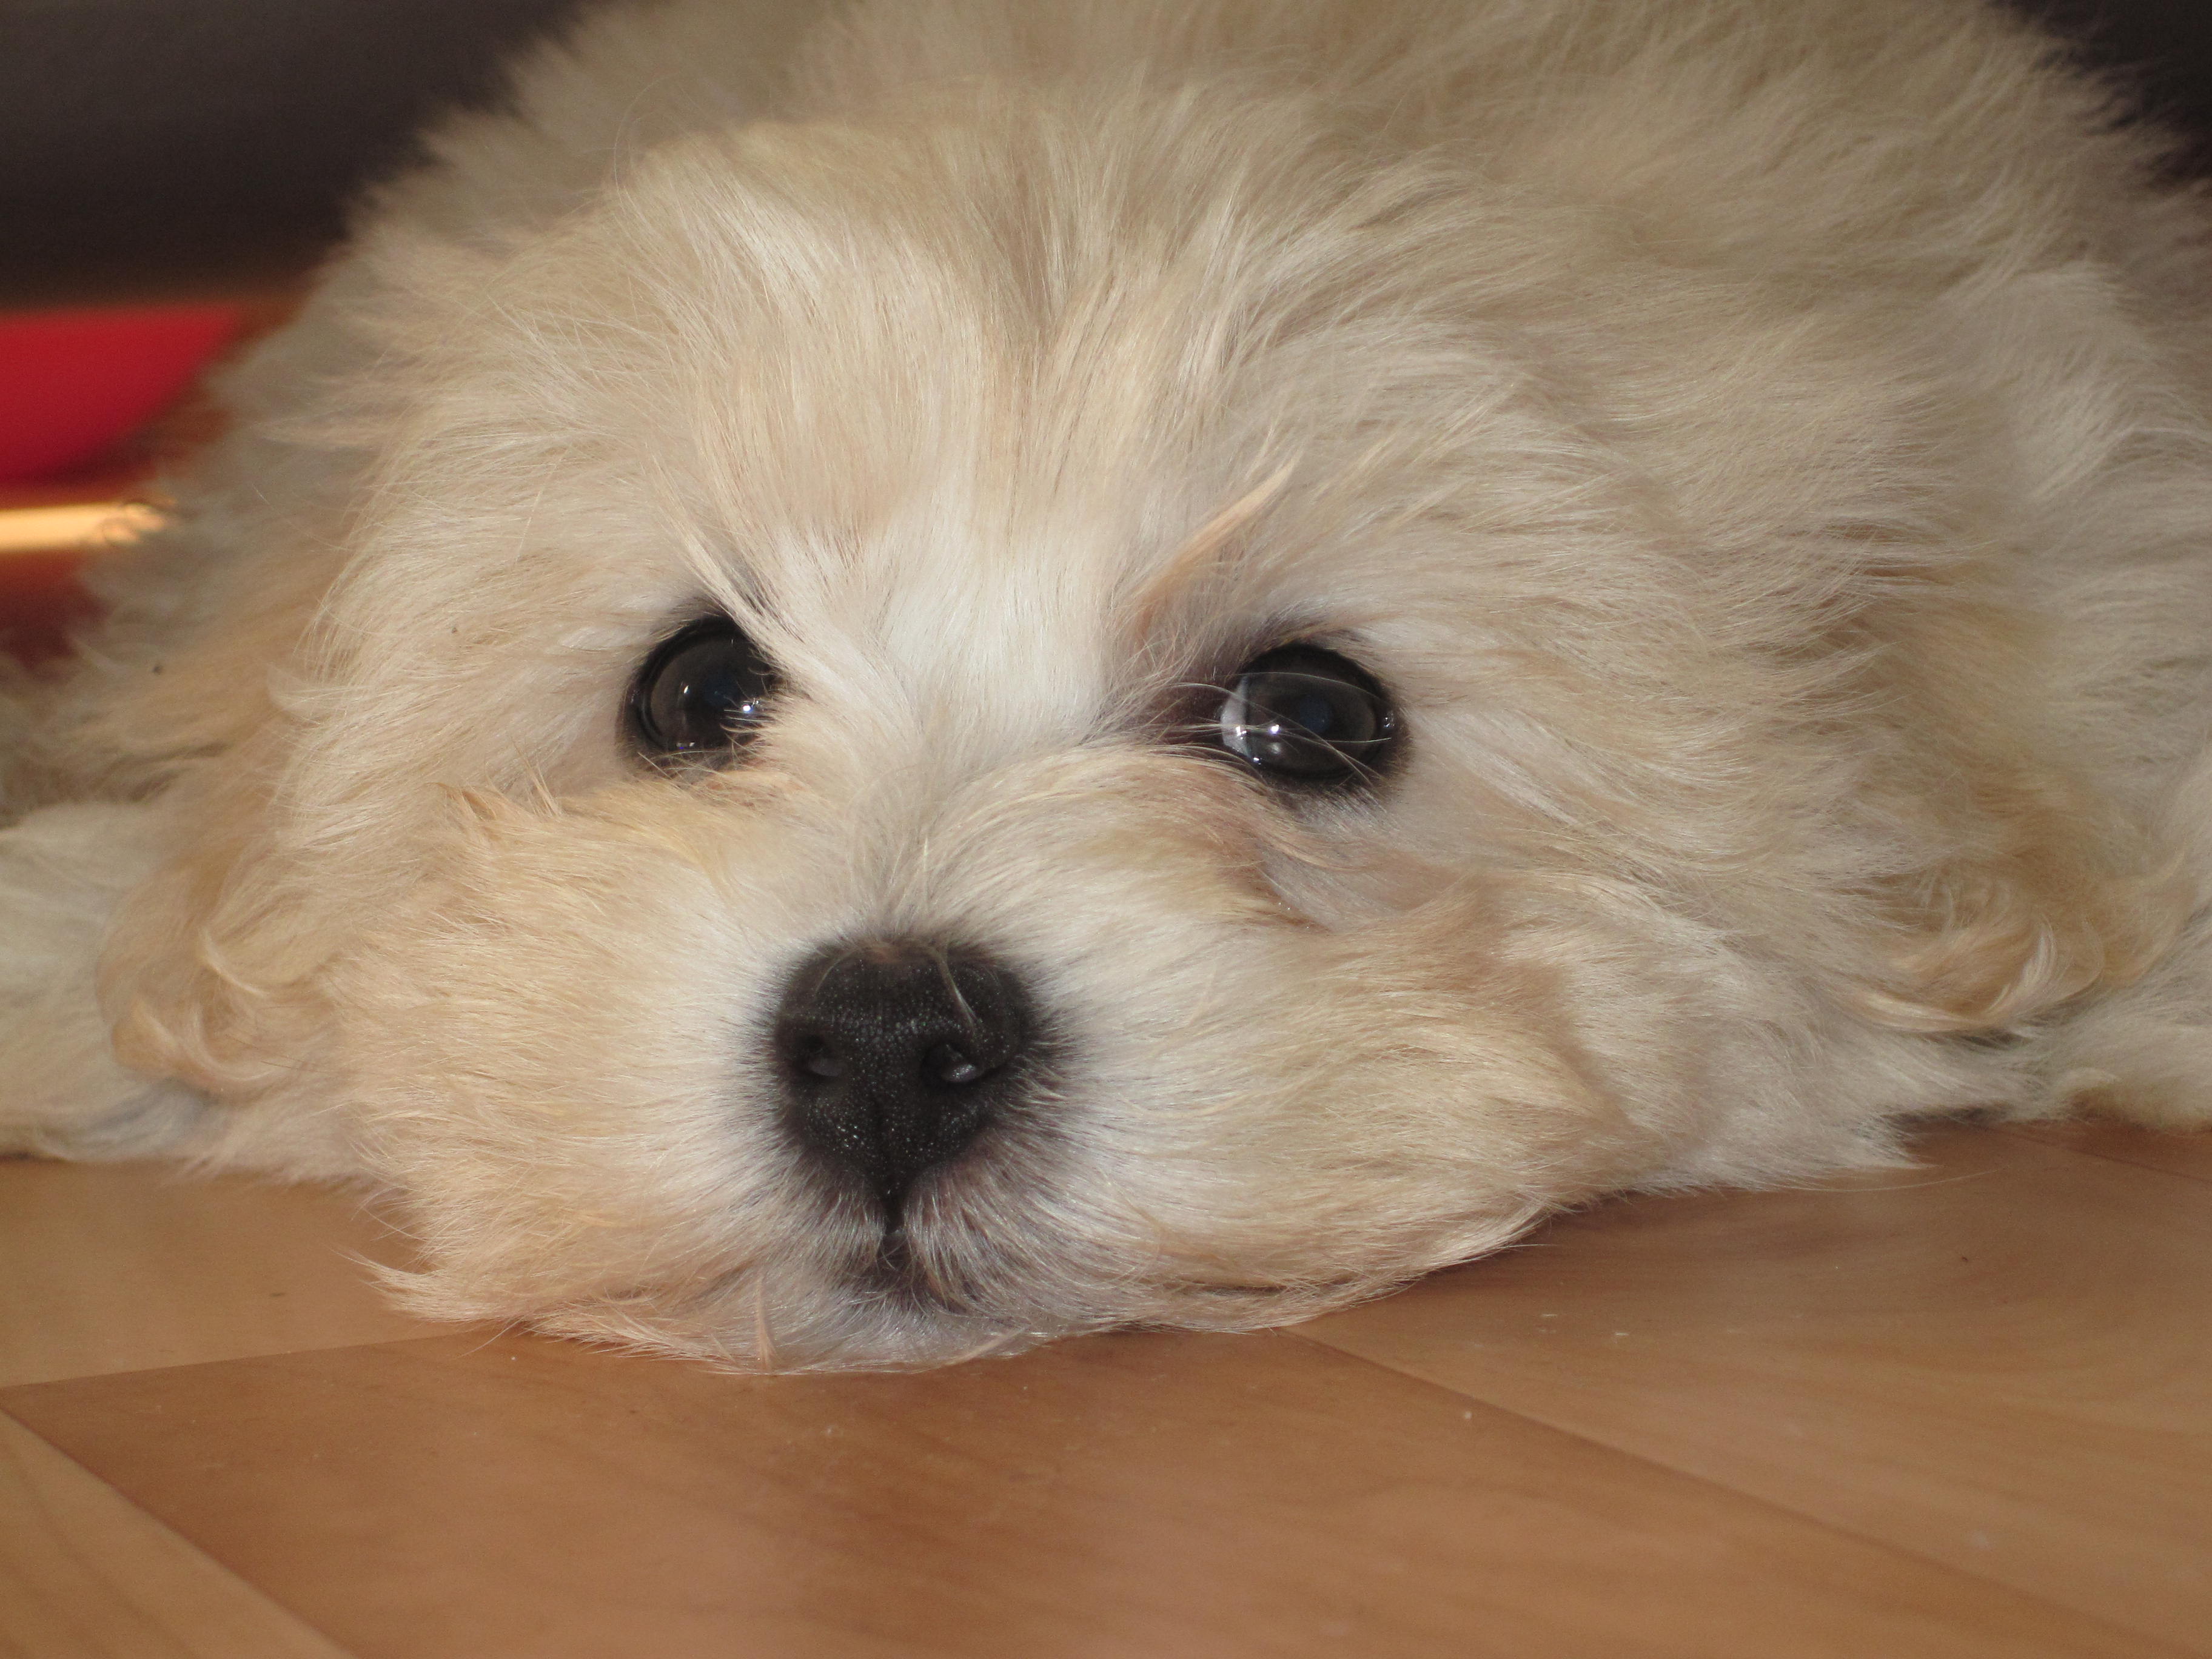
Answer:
1852;754;2183;1036
33;491;369;1114
0;802;210;1157
96;758;340;1106
1840;610;2185;1035
1836;579;2187;1036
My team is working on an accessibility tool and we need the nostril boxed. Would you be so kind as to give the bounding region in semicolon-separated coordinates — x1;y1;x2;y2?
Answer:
923;1041;990;1086
794;1036;845;1080
770;939;1033;1198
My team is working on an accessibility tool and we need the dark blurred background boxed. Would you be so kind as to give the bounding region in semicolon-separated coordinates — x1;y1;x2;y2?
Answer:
0;0;586;299
2028;0;2212;155
1;0;2210;300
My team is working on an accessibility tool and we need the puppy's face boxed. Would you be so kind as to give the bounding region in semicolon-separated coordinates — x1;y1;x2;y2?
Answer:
192;98;1935;1366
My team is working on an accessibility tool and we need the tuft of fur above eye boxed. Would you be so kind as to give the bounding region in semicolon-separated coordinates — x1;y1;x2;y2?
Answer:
627;615;780;762
1213;645;1399;786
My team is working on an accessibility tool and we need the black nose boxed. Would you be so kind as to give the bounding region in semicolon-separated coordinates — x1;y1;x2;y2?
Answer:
772;940;1031;1199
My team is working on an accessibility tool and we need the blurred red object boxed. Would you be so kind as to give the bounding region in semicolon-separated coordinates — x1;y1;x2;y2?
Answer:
0;304;241;481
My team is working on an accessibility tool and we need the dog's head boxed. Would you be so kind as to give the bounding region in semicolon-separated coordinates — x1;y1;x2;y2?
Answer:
95;70;2162;1365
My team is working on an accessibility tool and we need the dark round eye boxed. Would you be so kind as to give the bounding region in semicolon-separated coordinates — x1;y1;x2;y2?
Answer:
628;615;779;761
1215;643;1398;785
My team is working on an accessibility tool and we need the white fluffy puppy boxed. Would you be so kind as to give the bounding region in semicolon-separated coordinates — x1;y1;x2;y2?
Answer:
5;0;2211;1367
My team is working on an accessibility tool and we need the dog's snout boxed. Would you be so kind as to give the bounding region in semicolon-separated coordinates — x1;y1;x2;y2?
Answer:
773;940;1030;1199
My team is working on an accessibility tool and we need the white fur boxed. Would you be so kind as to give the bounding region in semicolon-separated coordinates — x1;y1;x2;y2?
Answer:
4;0;2208;1366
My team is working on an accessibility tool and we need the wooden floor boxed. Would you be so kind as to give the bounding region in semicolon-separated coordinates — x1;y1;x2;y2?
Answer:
0;1119;2205;1658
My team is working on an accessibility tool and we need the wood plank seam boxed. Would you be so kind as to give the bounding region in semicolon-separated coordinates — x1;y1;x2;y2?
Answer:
0;1407;356;1659
1275;1328;2203;1657
1986;1124;2212;1185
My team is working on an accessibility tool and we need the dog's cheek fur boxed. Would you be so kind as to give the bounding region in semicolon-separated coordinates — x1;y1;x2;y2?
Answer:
330;791;820;1339
318;757;1680;1367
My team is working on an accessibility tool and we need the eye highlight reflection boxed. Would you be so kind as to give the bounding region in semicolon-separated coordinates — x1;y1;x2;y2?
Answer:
1210;643;1399;786
628;614;779;762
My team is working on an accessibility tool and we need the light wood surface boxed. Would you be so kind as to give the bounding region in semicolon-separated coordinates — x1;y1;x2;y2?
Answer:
8;1327;2171;1659
0;1162;437;1389
1299;1127;2212;1650
1;1125;2206;1657
0;1413;346;1659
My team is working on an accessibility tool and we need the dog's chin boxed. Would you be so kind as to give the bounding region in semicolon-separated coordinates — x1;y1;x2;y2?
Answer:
491;1208;1126;1375
386;1134;1428;1372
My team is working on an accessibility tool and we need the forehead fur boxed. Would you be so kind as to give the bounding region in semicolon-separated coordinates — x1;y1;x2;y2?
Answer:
361;79;1561;595
304;84;1579;802
286;19;2020;897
